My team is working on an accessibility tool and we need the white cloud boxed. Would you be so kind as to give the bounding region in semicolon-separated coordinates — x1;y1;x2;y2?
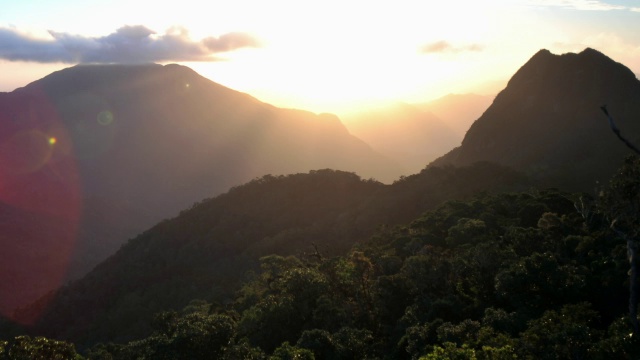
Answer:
0;25;260;64
420;41;484;54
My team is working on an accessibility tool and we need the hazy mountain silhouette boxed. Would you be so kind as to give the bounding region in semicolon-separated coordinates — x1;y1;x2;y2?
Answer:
432;48;640;191
416;93;493;137
0;64;401;315
344;103;460;174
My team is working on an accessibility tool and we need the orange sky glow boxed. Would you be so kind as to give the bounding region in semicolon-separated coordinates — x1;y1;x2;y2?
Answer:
1;0;639;116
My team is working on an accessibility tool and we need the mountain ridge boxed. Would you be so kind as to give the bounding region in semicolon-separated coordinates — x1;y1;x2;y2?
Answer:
0;63;402;316
14;163;528;347
432;47;640;190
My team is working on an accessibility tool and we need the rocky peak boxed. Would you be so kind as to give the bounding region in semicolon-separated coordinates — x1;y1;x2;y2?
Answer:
432;48;640;191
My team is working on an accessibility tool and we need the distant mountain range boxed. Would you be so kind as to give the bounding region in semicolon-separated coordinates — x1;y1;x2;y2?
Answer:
416;93;493;137
4;47;640;349
432;48;640;191
0;64;402;316
344;94;492;174
344;103;459;174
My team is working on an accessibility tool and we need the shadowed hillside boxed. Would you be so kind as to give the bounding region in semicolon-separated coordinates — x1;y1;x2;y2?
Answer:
14;163;528;347
432;48;640;191
0;64;402;316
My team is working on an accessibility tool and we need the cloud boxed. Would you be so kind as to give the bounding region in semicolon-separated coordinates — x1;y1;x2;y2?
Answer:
0;25;261;64
203;32;260;52
527;0;626;11
420;41;484;54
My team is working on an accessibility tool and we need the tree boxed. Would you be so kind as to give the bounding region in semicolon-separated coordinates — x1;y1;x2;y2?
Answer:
268;342;314;360
1;336;83;360
518;302;599;359
237;255;329;352
420;342;477;360
599;155;640;334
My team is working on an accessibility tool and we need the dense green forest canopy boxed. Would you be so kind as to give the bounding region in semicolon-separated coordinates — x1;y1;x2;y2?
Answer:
3;157;640;359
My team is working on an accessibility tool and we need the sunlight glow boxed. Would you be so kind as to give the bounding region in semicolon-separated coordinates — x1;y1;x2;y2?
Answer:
1;0;639;116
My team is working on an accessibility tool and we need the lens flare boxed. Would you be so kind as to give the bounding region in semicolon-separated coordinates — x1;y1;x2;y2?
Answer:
0;130;54;175
0;86;82;325
97;110;114;126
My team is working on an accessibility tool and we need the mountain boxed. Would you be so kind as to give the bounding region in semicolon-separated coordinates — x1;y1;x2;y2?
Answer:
5;47;640;358
432;48;640;191
0;64;402;316
344;103;460;174
14;163;528;347
416;93;493;137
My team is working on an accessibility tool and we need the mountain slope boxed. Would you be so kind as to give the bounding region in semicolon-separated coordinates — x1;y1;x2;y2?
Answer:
416;93;493;137
0;64;401;316
432;48;640;191
15;163;528;347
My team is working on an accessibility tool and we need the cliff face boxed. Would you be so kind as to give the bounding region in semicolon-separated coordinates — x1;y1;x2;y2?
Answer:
432;48;640;190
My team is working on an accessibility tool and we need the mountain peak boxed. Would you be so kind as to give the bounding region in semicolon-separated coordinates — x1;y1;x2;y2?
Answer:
509;48;634;86
0;62;403;316
529;47;607;61
432;48;640;191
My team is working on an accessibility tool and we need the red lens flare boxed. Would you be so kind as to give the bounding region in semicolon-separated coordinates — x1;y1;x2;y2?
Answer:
0;86;82;325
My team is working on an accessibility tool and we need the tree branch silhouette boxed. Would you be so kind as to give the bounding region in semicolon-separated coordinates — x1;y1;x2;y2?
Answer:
601;105;640;155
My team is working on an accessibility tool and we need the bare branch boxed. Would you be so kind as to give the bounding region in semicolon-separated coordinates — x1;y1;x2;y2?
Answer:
601;105;640;155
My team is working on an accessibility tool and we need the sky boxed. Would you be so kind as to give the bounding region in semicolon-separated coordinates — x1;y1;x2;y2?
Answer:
1;0;639;116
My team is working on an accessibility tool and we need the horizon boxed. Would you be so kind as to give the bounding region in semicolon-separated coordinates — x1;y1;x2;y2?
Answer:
1;1;640;116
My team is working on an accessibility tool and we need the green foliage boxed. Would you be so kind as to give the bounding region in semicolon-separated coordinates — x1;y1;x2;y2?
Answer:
436;320;481;347
599;155;640;234
420;342;477;360
599;155;640;335
86;304;238;360
332;327;377;359
12;155;640;359
518;302;599;359
591;316;640;358
446;218;487;247
269;342;314;360
295;329;334;359
494;252;587;314
80;186;638;358
0;336;83;360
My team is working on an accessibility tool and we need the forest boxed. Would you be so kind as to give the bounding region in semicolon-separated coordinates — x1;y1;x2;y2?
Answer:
2;156;640;359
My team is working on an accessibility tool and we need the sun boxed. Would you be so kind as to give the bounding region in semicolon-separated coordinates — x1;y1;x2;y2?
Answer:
184;1;502;116
189;43;474;116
